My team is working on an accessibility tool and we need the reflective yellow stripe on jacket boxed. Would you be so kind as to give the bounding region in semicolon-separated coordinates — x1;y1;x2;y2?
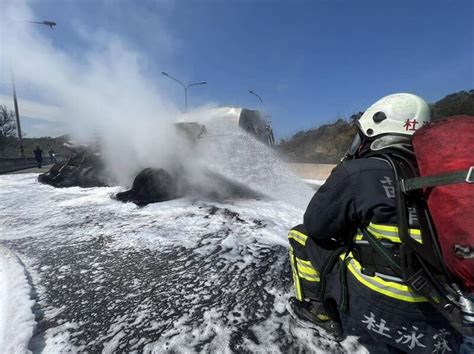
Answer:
295;257;320;282
341;253;427;303
288;229;308;246
355;223;422;244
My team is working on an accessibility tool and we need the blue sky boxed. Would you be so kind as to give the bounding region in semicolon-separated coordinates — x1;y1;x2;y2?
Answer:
2;0;473;139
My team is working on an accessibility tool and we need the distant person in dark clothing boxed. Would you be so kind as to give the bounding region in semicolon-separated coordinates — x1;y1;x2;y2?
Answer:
48;148;57;164
33;146;43;168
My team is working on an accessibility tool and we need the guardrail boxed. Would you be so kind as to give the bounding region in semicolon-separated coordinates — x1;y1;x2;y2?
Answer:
0;156;66;174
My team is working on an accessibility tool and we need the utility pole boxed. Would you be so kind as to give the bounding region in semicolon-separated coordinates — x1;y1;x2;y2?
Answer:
9;20;57;159
11;73;25;159
161;72;207;112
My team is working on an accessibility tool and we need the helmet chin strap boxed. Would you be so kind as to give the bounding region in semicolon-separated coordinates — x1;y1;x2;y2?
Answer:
370;135;414;155
342;133;414;163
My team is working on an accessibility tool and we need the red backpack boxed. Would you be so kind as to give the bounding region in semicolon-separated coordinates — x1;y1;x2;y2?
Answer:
363;115;474;337
410;115;474;293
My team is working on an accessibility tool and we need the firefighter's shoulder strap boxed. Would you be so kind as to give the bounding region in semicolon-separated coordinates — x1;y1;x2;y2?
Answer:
401;166;474;193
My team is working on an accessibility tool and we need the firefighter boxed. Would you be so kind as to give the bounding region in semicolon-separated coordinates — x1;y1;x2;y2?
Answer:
288;93;461;352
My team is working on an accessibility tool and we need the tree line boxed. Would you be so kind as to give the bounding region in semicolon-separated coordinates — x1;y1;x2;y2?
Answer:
278;90;474;163
0;105;17;152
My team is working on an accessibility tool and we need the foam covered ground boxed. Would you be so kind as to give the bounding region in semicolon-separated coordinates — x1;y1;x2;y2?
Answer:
0;174;367;353
0;245;36;352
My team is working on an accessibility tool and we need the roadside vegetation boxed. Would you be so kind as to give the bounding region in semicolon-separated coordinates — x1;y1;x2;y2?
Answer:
278;90;474;163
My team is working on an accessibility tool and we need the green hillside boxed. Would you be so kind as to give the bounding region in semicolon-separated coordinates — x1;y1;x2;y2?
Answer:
278;90;474;164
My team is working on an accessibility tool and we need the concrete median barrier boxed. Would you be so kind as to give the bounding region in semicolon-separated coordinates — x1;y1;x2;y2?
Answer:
0;158;38;174
285;163;336;180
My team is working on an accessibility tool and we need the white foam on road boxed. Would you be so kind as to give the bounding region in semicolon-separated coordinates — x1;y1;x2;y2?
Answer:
0;245;36;352
0;173;303;250
0;174;366;353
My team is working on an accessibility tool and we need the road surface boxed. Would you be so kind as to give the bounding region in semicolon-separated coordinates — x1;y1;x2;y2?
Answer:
0;173;366;353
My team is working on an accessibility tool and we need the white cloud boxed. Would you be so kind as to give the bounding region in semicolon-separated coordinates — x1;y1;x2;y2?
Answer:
0;94;63;123
26;121;67;138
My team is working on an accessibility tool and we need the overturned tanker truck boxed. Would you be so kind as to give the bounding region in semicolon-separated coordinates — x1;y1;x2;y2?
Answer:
39;108;274;204
175;107;274;146
222;107;274;147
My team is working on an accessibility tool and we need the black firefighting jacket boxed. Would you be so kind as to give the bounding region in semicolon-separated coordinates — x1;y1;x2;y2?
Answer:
304;157;403;243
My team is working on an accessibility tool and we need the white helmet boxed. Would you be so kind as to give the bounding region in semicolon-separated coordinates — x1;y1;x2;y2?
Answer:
356;93;430;138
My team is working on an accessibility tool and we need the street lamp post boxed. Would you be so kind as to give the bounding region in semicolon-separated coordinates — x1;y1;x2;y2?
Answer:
27;20;57;29
161;72;207;113
10;20;57;159
249;90;263;104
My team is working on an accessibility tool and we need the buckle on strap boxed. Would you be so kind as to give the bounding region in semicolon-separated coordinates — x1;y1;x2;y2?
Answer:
407;271;429;292
467;166;474;184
